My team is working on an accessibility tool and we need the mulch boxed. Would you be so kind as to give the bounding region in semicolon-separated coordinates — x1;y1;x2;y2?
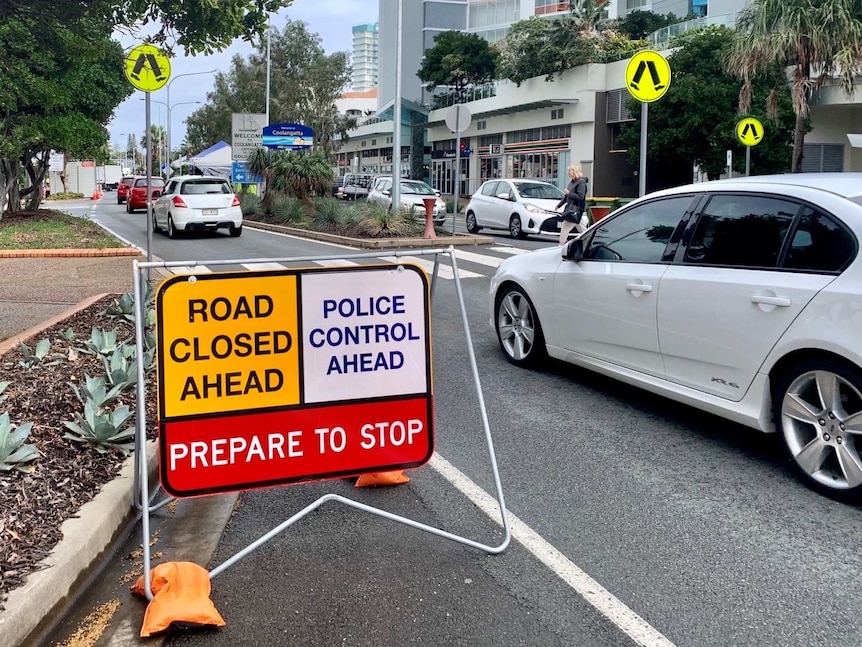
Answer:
0;210;69;225
0;295;158;610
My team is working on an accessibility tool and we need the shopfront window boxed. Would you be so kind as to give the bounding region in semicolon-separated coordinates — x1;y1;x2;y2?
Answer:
480;157;503;183
504;151;569;187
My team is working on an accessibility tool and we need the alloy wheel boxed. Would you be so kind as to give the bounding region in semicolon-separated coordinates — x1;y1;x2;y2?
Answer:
781;369;862;491
497;290;536;362
509;215;522;239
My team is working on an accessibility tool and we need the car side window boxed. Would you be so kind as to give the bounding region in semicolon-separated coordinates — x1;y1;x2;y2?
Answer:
165;181;178;195
782;206;856;273
584;196;693;263
496;183;513;200
481;181;498;196
685;194;797;268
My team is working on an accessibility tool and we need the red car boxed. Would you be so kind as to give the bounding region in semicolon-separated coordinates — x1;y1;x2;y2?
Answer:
126;177;166;213
116;176;136;204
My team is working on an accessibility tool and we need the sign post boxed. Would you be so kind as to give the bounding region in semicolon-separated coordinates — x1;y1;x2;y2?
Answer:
625;50;671;196
735;116;764;177
445;105;472;235
124;44;171;271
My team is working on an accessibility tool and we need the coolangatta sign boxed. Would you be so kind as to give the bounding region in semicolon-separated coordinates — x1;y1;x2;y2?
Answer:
232;113;267;161
262;123;314;150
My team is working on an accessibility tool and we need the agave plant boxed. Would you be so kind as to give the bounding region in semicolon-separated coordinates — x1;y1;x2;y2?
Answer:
63;400;135;455
70;374;125;409
18;338;53;368
0;381;9;404
355;201;412;237
0;413;39;472
272;197;307;225
80;327;120;356
311;197;345;231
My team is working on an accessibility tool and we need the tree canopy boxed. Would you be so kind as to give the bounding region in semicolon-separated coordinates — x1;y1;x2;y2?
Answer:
619;27;798;183
418;31;499;100
612;10;687;40
725;0;862;172
184;21;353;156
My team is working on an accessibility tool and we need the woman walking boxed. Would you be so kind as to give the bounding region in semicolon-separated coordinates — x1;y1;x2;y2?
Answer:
555;165;589;245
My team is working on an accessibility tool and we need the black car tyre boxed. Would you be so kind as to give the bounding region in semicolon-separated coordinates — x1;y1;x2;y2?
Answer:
152;214;161;234
466;211;480;233
229;224;242;238
509;214;526;239
168;216;179;239
117;196;122;205
773;357;862;501
126;201;133;214
494;285;546;367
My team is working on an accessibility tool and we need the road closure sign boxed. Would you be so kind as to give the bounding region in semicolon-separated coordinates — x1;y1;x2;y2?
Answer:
156;265;434;497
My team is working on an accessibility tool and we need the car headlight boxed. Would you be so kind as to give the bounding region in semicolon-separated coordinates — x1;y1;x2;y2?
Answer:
524;203;546;214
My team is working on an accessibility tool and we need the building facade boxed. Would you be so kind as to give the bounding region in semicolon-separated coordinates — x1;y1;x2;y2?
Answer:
351;23;380;92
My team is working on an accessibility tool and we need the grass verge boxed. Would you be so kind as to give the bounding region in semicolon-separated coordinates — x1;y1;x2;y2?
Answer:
0;210;123;249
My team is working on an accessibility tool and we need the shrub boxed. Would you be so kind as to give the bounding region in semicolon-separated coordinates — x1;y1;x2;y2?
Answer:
46;192;85;200
240;193;262;216
272;197;307;225
311;197;346;231
354;202;412;237
0;413;38;472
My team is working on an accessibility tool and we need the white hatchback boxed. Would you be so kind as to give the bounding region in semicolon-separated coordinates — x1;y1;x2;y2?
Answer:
367;177;447;224
489;173;862;500
153;175;243;238
466;179;574;239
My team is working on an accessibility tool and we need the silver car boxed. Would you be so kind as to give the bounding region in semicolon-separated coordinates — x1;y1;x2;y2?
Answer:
367;177;447;224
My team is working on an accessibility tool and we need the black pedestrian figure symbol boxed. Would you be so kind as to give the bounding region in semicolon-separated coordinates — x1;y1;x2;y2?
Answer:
129;52;167;83
741;123;761;142
630;60;665;92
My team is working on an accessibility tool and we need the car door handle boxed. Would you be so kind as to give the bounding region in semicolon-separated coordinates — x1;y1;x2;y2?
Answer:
751;295;791;307
626;282;653;292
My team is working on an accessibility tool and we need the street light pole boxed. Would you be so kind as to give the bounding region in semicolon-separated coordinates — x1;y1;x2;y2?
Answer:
265;15;272;125
391;0;403;213
165;69;216;176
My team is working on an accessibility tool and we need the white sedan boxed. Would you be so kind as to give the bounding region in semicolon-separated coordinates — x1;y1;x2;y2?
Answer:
153;175;243;238
490;173;862;500
466;179;571;239
367;177;447;224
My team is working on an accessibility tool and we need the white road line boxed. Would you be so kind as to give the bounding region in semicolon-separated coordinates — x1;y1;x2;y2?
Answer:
453;249;504;268
490;246;531;255
171;265;213;274
429;453;677;647
380;256;483;280
313;258;361;267
244;224;358;250
241;262;286;271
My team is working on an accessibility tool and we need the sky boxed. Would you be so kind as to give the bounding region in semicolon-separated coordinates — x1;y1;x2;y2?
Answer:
109;0;378;153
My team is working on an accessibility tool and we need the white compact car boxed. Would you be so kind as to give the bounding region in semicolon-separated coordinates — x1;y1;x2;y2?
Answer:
153;175;243;238
466;179;568;239
489;173;862;500
367;177;447;224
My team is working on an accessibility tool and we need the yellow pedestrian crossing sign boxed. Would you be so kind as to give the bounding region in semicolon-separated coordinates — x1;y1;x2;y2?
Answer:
736;117;764;147
124;44;171;92
626;51;671;103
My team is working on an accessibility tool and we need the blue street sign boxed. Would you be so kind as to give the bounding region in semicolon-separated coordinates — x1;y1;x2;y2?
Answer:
262;123;314;150
232;161;262;184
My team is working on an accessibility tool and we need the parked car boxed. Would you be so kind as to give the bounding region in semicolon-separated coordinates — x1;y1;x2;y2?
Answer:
466;179;567;239
489;173;862;500
117;176;136;204
152;175;243;238
340;173;375;200
125;177;165;213
367;177;447;224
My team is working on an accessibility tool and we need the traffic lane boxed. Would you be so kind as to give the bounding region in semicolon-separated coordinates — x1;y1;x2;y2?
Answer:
164;477;633;647
429;276;862;647
91;201;354;263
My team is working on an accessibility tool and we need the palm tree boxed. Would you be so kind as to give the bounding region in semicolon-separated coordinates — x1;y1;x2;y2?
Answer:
246;147;279;212
725;0;862;172
274;151;334;213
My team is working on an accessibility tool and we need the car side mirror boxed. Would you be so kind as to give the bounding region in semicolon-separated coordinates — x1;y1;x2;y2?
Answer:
497;192;511;200
562;237;584;261
382;189;390;196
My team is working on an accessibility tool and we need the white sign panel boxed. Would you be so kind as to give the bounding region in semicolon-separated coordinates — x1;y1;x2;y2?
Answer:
48;151;64;172
301;266;429;403
231;113;267;161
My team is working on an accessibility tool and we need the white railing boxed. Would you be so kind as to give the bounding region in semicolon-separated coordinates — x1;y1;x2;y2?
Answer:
648;13;737;47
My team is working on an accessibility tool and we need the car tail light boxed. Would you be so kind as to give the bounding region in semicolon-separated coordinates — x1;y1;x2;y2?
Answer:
231;195;240;207
172;196;187;208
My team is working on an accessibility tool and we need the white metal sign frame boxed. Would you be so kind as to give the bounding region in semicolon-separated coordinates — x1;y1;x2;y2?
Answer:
131;247;511;600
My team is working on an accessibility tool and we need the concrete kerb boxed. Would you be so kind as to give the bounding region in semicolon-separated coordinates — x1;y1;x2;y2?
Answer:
245;220;495;248
0;294;160;647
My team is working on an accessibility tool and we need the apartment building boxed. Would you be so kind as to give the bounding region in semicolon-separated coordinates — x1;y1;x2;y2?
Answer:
352;23;380;92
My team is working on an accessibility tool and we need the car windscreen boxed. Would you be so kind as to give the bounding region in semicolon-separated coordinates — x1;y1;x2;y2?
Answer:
514;182;564;200
401;182;436;195
134;178;165;188
180;180;231;195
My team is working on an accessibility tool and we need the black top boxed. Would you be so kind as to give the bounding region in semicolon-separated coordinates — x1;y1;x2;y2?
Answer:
556;177;589;213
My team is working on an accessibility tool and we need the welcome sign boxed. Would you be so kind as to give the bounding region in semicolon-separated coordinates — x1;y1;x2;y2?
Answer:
262;123;314;150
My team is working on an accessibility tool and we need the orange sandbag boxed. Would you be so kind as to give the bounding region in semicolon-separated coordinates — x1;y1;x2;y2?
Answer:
355;470;411;487
130;561;226;637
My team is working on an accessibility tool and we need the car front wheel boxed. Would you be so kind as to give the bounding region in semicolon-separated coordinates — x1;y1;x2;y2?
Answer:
509;214;526;239
774;358;862;501
495;285;545;367
465;211;480;233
